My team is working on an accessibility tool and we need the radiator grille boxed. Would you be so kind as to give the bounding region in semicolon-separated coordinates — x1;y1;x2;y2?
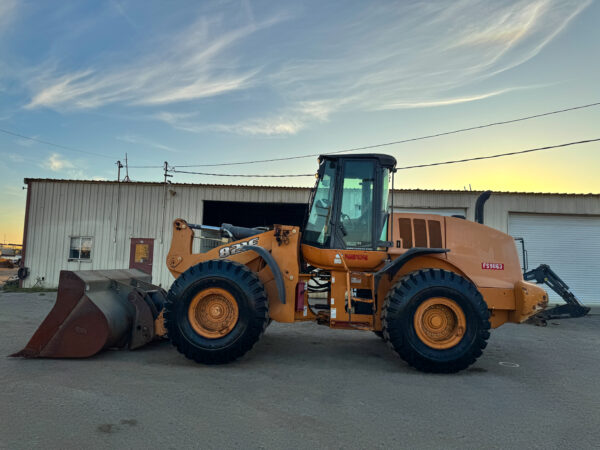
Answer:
428;220;443;248
398;218;413;248
396;218;443;249
414;219;427;247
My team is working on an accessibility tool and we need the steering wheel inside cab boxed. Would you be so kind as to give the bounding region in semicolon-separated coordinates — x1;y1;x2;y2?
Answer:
315;198;330;210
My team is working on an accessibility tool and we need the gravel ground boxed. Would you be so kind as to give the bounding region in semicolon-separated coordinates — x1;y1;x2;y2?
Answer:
1;291;599;449
0;268;18;287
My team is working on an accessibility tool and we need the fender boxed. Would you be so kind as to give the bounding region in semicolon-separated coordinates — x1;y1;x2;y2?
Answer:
238;245;286;304
374;247;449;290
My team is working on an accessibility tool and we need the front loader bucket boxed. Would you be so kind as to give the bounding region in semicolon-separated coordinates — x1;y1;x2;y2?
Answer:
12;269;166;359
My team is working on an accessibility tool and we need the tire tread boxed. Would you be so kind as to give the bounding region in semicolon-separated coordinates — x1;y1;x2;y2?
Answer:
164;259;269;365
382;269;490;373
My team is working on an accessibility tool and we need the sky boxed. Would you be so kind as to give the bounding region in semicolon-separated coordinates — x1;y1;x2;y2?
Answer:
1;0;599;243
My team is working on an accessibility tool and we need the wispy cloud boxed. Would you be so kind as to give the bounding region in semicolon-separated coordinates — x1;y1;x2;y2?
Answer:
0;0;17;33
41;153;74;172
158;0;589;135
15;136;38;147
155;99;341;136
25;11;287;110
272;1;589;109
19;0;591;137
116;135;179;153
377;86;545;110
109;0;139;30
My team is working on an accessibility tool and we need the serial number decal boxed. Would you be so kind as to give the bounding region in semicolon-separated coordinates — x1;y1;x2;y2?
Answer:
344;254;368;261
481;262;504;270
219;237;259;258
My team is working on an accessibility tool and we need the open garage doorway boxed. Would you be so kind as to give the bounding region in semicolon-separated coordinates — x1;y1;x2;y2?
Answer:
203;201;308;228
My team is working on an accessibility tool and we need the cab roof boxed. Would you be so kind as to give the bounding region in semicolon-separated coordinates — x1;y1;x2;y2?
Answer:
319;153;397;169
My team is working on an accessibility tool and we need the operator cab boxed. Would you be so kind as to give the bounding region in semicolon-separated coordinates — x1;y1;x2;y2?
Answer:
302;154;397;251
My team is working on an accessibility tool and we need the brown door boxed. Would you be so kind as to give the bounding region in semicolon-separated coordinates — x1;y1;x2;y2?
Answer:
130;238;154;274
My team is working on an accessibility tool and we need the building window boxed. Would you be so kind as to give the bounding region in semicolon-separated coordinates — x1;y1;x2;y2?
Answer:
69;237;92;261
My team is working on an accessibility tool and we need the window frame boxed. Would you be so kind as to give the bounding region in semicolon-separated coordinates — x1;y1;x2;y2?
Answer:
335;159;377;250
301;159;339;248
68;236;93;262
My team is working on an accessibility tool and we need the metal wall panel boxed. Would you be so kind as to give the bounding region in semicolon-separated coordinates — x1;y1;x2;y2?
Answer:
23;180;600;290
23;181;313;289
391;191;600;232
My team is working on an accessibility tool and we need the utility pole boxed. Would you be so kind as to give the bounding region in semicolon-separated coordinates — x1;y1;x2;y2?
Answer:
163;161;172;185
116;160;123;182
123;153;131;182
161;161;172;244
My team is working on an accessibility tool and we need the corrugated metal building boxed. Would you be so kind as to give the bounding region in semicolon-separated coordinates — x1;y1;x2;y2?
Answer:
20;179;600;304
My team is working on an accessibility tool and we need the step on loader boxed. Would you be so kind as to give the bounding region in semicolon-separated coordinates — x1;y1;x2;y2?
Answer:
14;154;549;373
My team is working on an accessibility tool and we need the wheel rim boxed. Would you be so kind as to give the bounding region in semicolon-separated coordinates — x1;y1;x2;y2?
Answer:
188;288;239;339
414;298;466;349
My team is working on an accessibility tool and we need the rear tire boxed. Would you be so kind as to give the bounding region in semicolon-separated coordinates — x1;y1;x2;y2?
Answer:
382;269;490;373
164;259;269;364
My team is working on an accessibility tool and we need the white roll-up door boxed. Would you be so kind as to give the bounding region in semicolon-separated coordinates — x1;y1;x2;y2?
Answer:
509;213;600;305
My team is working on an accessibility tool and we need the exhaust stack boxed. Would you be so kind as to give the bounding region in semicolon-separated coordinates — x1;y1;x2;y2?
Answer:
475;190;492;224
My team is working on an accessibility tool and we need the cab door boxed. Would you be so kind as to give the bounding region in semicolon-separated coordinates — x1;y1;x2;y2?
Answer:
333;159;377;250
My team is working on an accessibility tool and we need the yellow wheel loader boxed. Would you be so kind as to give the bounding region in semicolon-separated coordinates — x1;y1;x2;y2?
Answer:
14;154;549;373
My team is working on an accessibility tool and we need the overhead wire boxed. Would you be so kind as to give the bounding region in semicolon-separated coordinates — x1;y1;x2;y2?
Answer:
171;101;600;168
170;138;600;177
396;138;600;170
128;164;164;168
2;100;598;171
171;169;314;177
0;126;115;160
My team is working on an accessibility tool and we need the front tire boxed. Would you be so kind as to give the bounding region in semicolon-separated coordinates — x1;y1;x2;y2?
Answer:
382;269;490;373
164;259;269;364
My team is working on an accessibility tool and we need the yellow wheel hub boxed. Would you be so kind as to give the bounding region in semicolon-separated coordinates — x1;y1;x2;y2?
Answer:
188;288;239;339
414;298;466;349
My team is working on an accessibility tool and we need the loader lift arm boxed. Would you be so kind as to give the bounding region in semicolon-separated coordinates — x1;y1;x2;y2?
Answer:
523;264;590;319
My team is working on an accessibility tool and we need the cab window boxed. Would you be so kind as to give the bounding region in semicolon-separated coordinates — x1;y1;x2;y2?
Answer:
303;161;337;247
339;160;375;249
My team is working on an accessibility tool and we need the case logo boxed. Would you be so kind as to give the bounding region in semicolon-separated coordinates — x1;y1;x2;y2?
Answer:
219;237;259;258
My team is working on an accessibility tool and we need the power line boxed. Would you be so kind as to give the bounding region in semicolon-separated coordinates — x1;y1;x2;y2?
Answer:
0;126;115;160
172;101;600;168
2;100;598;170
128;164;164;168
171;138;600;178
171;169;314;177
396;138;600;170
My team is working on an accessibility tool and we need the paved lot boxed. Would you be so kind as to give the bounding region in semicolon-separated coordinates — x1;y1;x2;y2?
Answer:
1;291;599;449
